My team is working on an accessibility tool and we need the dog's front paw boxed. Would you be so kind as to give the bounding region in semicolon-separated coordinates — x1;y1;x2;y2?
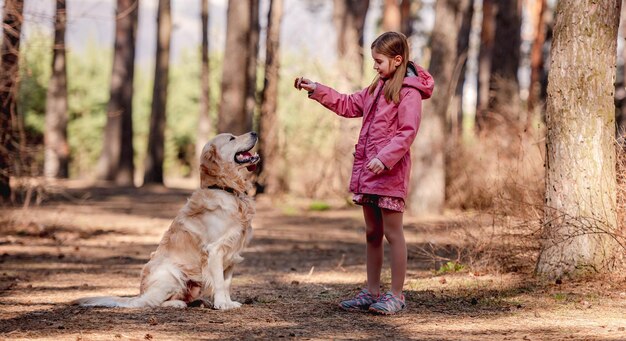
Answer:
213;299;242;310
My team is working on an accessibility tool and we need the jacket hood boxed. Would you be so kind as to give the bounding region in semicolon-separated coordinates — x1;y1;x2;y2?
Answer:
403;61;434;99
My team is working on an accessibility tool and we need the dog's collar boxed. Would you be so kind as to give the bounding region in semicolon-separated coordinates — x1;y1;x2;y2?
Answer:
206;185;241;195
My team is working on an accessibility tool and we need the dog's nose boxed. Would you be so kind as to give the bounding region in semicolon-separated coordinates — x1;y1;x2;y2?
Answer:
250;132;257;137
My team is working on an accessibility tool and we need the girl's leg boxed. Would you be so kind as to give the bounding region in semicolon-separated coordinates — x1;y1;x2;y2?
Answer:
381;209;406;296
362;205;384;296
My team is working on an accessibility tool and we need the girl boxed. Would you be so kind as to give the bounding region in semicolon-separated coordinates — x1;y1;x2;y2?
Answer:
295;31;434;315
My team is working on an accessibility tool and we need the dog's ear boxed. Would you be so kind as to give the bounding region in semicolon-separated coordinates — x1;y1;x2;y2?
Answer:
200;145;220;176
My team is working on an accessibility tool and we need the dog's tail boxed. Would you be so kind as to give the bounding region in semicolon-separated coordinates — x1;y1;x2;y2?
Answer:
72;290;169;308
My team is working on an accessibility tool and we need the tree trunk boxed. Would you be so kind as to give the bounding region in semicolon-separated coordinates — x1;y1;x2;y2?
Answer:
257;0;284;195
218;0;252;135
144;0;172;185
476;0;494;130
617;0;626;136
408;0;470;215
333;0;369;88
196;0;211;174
383;0;401;32
537;0;621;279
400;0;414;37
489;0;522;127
96;0;138;186
245;0;260;133
526;0;547;130
44;0;69;179
0;0;23;203
451;0;474;137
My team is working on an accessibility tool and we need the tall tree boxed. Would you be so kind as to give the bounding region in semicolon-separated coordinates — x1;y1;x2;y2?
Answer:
537;0;621;279
526;0;547;129
257;0;284;195
617;0;626;135
96;0;138;186
400;0;414;37
408;0;471;215
383;0;401;32
44;0;69;179
245;0;260;133
218;0;252;135
0;0;24;203
144;0;172;185
451;0;475;137
490;0;522;125
476;0;495;130
333;0;369;87
476;0;522;131
196;0;211;170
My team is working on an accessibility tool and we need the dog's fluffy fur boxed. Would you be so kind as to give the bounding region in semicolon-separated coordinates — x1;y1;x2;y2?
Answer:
73;132;260;309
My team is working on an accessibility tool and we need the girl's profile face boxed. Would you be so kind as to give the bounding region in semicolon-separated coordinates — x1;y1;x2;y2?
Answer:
371;49;402;79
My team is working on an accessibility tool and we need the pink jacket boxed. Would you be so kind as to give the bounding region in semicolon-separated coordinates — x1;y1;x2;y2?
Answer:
309;62;434;199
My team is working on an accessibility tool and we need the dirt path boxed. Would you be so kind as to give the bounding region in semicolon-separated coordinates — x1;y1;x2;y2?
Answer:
1;183;625;340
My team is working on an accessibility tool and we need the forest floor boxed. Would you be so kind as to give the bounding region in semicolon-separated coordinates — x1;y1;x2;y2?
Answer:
0;179;625;341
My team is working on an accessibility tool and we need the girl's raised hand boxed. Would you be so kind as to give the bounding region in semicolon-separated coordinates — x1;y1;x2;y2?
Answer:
294;77;316;92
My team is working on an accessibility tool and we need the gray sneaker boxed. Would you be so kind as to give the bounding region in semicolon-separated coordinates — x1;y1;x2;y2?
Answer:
368;291;405;315
339;289;378;312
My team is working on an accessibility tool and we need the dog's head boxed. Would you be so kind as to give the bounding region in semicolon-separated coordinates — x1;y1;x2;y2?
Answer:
199;132;260;192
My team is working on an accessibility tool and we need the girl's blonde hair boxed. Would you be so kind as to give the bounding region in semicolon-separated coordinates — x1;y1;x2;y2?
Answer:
368;31;410;104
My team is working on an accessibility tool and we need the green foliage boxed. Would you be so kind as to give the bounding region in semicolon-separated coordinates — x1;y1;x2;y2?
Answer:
65;42;111;176
18;34;225;179
436;261;466;275
308;200;331;211
19;31;50;141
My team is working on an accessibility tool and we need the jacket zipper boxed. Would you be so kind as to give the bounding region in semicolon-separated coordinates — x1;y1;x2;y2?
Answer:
356;83;384;194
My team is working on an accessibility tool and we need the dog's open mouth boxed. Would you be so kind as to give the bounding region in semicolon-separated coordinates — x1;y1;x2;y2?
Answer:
235;148;260;171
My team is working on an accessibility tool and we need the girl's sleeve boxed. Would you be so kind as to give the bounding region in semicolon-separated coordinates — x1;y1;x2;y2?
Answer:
308;83;367;118
375;90;422;169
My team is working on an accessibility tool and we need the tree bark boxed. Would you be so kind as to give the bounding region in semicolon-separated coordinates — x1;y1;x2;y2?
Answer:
490;0;522;126
476;0;494;130
96;0;138;186
383;0;401;32
333;0;369;88
400;0;414;37
257;0;284;195
0;0;24;203
44;0;69;179
408;0;470;215
526;0;547;129
144;0;172;185
196;0;211;174
218;0;252;135
245;0;260;133
537;0;621;279
617;0;626;136
451;0;474;137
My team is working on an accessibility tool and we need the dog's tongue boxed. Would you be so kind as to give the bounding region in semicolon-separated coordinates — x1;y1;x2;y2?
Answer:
246;164;257;172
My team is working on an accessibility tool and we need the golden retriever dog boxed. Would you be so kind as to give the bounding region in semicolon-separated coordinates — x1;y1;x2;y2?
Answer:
73;132;260;309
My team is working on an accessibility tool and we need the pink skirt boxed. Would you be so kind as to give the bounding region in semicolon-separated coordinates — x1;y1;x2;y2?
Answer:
352;193;405;213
